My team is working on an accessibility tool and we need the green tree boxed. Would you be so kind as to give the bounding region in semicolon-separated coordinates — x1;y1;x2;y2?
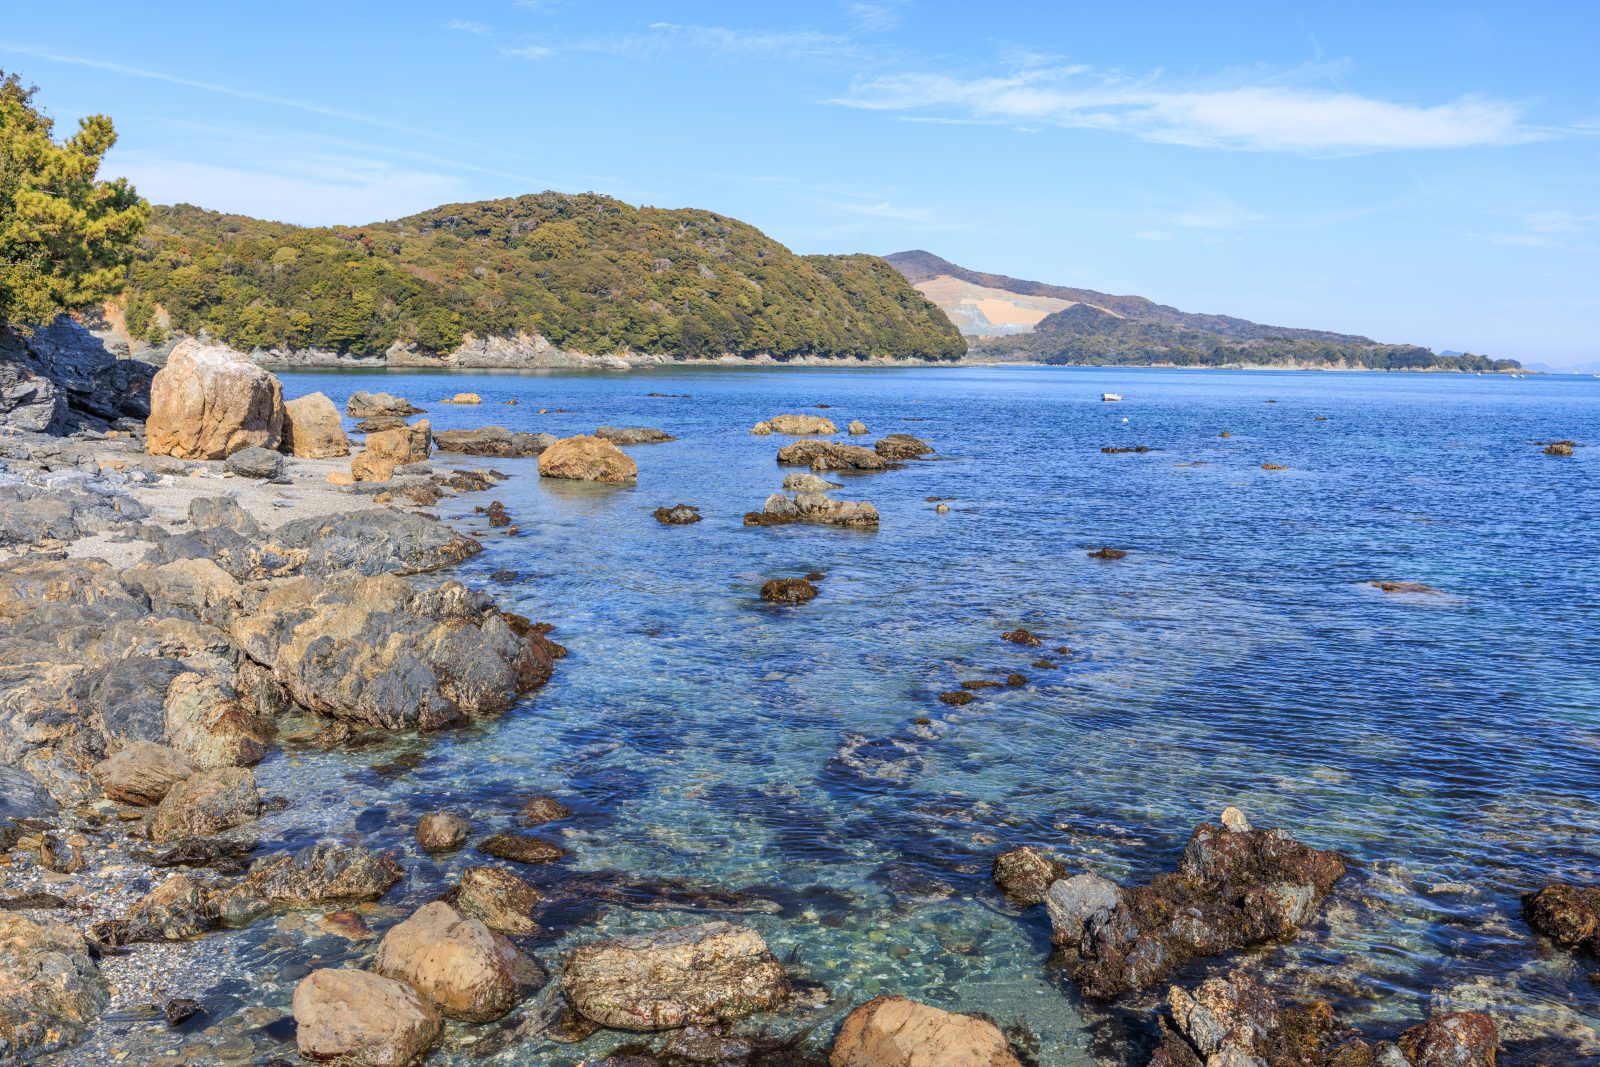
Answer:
0;70;148;328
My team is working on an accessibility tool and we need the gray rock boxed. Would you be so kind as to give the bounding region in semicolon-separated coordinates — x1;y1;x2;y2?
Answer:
1045;873;1123;947
0;765;57;850
0;317;155;435
0;914;109;1058
223;446;284;480
594;426;675;445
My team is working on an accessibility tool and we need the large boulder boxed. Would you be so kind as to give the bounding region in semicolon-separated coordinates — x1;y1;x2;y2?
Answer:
538;434;638;483
372;901;536;1021
149;767;261;842
562;921;787;1031
146;339;285;459
753;414;837;435
830;996;1022;1067
91;740;196;806
161;671;267;769
282;392;350;458
0;914;109;1060
229;574;561;731
234;843;403;908
433;426;555;457
363;420;432;465
293;967;441;1067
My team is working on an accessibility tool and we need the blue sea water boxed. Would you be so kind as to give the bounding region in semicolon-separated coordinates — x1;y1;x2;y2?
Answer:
181;367;1600;1062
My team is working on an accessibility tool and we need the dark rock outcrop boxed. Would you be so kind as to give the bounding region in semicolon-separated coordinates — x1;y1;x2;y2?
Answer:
992;846;1065;906
653;504;702;525
775;439;894;472
0;317;154;435
595;426;675;445
744;492;879;529
873;433;933;460
433;427;556;458
760;577;819;604
1523;882;1600;957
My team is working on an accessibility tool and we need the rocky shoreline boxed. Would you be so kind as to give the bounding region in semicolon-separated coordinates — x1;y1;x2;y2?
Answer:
0;328;1593;1066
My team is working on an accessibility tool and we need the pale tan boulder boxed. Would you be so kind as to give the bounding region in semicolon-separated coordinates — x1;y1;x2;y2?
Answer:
440;392;482;405
162;672;266;769
847;419;869;435
561;921;787;1031
146;339;284;459
830;996;1022;1067
372;901;534;1021
537;434;637;483
364;420;432;464
282;392;349;458
91;741;196;806
293;967;441;1067
350;452;397;483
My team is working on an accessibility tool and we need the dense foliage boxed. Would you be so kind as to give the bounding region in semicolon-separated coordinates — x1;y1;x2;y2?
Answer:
976;303;1521;372
0;71;148;328
122;194;966;361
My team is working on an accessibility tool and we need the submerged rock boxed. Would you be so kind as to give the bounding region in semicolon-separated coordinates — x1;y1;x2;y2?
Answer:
417;812;471;853
433;426;556;457
0;914;109;1059
992;846;1065;906
1522;882;1600;957
1102;445;1152;454
373;901;538;1021
539;434;638;483
745;492;879;529
776;439;893;472
479;833;565;865
293;967;441;1067
1542;440;1576;457
1369;580;1443;595
873;433;933;460
595;425;675;445
760;577;819;605
282;391;349;458
146;339;284;459
1000;629;1043;647
561;921;787;1031
653;504;702;525
521;796;573;826
1087;547;1128;560
830;995;1022;1067
753;414;837;436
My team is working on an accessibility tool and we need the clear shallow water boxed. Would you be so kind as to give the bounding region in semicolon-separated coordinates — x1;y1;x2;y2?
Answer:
110;368;1600;1063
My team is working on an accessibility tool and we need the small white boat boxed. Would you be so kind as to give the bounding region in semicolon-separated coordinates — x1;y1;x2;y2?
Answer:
1101;392;1123;402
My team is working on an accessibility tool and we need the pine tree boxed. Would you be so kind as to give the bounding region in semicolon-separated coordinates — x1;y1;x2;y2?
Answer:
0;70;148;328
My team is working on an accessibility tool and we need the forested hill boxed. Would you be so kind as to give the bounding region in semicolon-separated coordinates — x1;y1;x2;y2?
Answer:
115;194;966;362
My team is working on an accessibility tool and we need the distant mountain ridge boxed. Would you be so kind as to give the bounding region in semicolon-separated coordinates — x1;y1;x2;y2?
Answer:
885;250;1519;372
885;250;1367;343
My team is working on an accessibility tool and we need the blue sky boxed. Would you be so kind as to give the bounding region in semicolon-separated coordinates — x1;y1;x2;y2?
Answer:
4;2;1597;365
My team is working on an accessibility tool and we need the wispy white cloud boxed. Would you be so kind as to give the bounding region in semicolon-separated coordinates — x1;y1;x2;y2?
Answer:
446;19;489;34
844;1;908;33
833;65;1539;153
502;45;554;60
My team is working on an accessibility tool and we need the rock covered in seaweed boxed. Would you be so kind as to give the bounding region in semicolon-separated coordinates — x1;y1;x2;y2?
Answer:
1522;882;1600;957
745;492;879;529
776;439;893;472
760;577;820;604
